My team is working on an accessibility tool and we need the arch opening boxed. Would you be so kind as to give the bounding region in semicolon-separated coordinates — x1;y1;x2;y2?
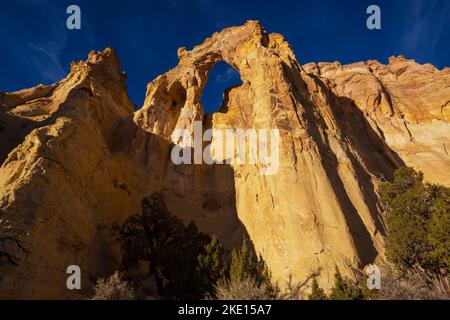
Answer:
168;80;187;110
201;61;242;115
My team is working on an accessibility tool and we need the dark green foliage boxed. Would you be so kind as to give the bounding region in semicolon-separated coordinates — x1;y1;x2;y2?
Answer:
230;236;267;283
328;267;361;300
163;221;212;298
309;268;378;300
358;274;379;300
114;192;182;295
379;167;449;275
115;193;277;299
427;185;450;274
307;167;448;301
115;192;222;298
308;278;326;300
197;235;228;296
379;167;425;202
229;236;278;298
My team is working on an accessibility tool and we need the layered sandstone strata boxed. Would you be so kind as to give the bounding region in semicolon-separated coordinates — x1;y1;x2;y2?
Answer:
0;21;448;298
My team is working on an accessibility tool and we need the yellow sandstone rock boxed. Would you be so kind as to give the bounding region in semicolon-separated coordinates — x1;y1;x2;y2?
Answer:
0;21;448;299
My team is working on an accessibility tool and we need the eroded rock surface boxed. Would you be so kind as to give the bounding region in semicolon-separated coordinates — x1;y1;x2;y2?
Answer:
0;21;448;298
304;56;450;186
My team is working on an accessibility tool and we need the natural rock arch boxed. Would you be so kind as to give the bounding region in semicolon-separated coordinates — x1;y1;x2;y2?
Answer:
200;61;242;115
3;20;447;298
132;21;390;289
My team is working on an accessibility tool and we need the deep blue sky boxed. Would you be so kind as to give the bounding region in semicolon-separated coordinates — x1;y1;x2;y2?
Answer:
0;0;449;113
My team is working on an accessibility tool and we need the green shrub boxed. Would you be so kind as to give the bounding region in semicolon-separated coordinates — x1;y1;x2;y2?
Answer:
379;167;449;275
115;192;223;299
308;278;326;300
328;267;361;300
115;193;279;299
229;236;278;298
197;235;228;296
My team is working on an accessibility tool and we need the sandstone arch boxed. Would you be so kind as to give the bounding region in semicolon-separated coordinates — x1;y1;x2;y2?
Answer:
131;21;391;289
201;61;242;115
1;21;449;298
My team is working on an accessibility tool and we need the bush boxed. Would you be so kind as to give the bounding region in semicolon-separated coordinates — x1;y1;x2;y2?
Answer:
328;267;361;300
115;192;226;299
358;273;379;300
114;192;183;296
197;235;228;296
162;221;213;298
229;236;278;298
308;267;378;300
115;193;278;299
213;277;272;300
308;278;326;300
427;185;450;274
379;167;449;275
92;272;135;300
277;274;309;300
379;267;448;300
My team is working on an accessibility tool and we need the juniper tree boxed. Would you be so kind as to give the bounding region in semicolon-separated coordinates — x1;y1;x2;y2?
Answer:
114;192;184;295
197;235;228;296
229;236;277;297
379;167;450;275
115;192;226;298
329;267;361;300
308;278;327;300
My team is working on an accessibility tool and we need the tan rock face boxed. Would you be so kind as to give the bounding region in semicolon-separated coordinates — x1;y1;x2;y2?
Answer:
303;56;450;186
0;21;448;298
0;49;143;299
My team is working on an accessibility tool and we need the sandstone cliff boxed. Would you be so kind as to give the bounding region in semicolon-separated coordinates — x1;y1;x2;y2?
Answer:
0;21;448;299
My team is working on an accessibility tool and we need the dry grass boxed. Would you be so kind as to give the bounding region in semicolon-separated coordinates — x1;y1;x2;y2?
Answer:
92;271;135;300
380;267;449;300
212;277;272;300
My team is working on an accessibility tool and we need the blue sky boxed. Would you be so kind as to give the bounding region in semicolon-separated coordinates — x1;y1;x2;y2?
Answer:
0;0;449;113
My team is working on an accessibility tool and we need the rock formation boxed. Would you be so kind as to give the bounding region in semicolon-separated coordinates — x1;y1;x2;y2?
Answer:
0;21;448;299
